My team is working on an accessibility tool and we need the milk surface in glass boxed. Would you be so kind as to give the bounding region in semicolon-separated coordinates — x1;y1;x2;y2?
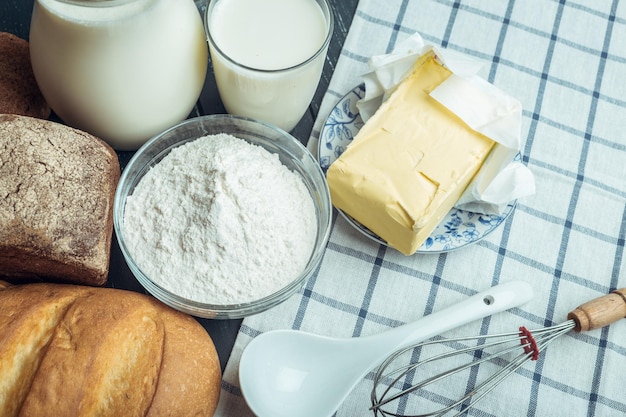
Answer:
206;0;332;132
30;0;208;150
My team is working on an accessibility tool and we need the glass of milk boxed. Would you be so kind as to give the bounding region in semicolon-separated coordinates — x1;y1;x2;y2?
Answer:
205;0;334;133
29;0;208;151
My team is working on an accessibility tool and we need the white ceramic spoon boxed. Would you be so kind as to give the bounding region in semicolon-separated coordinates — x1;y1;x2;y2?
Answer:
239;280;534;417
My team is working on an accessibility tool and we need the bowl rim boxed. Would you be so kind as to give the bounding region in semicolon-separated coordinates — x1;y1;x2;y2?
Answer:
113;114;332;319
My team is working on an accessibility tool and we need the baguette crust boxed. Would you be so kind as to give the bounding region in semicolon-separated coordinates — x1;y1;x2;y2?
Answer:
0;283;83;417
0;32;51;119
0;114;120;285
0;282;221;417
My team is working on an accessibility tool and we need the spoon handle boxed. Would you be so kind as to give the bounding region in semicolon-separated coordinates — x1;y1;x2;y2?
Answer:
358;280;534;361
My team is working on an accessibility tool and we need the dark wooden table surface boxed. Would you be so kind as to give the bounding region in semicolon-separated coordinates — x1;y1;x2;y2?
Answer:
0;0;358;371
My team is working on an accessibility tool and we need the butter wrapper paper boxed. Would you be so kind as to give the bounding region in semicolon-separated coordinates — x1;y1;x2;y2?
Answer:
358;32;535;215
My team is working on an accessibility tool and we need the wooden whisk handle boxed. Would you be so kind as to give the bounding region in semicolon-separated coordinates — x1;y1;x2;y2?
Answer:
567;288;626;332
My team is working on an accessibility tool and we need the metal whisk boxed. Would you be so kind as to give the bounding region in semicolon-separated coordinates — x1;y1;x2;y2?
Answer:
370;288;626;417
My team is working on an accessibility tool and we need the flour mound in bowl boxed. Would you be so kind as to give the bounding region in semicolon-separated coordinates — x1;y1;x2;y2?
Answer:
122;133;317;304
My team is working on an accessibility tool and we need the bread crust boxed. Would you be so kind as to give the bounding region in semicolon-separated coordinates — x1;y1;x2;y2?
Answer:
0;283;84;417
0;282;221;417
0;32;51;120
0;114;120;285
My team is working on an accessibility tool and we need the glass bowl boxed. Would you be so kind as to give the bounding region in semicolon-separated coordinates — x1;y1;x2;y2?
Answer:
113;114;332;319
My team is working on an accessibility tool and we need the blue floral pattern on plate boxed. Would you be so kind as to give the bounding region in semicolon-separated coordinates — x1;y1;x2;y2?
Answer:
318;83;516;254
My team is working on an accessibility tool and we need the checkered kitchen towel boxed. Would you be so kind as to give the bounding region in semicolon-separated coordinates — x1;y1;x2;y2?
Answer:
215;1;626;416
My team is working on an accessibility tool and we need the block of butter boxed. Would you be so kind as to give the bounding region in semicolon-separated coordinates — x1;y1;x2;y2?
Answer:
327;50;496;255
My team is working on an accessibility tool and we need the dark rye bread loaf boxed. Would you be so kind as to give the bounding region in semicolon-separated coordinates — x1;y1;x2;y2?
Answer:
0;32;51;119
0;114;120;285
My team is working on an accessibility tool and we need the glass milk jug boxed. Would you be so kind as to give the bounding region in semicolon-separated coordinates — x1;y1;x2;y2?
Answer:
29;0;208;151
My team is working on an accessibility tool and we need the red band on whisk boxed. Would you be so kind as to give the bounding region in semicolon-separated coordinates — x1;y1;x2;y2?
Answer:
519;326;540;361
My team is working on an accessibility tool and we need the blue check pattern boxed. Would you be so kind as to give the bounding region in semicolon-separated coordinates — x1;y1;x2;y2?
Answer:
216;1;626;416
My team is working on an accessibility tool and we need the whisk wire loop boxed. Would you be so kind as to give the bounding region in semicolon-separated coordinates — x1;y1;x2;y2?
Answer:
371;320;577;417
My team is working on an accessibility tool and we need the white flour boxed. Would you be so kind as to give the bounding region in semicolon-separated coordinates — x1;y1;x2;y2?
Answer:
123;133;317;304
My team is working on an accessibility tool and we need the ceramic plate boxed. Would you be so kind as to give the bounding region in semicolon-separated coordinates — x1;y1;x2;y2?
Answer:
318;83;516;253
